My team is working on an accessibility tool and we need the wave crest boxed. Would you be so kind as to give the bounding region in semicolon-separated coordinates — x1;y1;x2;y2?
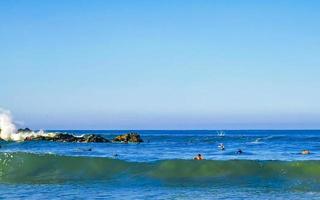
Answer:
1;152;320;184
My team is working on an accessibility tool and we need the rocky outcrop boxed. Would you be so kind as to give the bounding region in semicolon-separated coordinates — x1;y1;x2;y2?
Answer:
25;133;110;143
113;133;143;143
81;134;110;143
22;132;143;143
17;128;32;133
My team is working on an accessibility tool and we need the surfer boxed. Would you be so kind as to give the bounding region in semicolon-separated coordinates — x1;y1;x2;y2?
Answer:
218;143;225;150
194;154;204;160
236;149;243;154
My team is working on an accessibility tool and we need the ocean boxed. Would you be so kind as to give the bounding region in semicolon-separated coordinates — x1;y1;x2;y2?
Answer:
0;130;320;199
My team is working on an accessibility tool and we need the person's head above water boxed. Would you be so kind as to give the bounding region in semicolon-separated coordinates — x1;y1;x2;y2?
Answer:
194;154;204;160
301;150;310;155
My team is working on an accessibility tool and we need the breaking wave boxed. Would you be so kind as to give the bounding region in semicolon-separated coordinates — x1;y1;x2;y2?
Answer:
0;152;320;185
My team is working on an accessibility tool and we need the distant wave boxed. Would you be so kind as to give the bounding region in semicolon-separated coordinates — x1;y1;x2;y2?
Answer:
0;152;320;185
249;138;264;144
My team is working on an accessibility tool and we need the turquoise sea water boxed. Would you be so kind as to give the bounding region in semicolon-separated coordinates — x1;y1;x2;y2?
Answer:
1;130;320;199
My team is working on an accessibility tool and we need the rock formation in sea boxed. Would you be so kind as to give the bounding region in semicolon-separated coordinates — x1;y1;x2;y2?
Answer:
113;133;143;143
0;127;144;143
17;128;32;133
25;133;111;143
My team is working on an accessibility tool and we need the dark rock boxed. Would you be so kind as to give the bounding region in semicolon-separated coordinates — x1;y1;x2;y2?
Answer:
52;133;78;142
113;133;143;143
17;128;32;133
82;134;110;143
25;133;110;143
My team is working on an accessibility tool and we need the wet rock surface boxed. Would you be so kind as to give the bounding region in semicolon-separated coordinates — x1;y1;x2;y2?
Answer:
25;133;111;143
17;128;32;133
82;134;110;143
113;133;143;143
1;129;143;143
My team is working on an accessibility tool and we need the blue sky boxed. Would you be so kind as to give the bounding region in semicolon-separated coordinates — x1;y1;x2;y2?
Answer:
1;0;320;129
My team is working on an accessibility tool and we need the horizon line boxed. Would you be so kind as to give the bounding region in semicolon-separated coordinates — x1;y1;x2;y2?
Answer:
41;129;320;131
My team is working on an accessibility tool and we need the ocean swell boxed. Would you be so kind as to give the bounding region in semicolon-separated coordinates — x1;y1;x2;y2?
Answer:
0;152;320;185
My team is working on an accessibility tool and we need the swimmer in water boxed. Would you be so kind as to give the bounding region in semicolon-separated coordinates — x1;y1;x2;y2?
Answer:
236;149;243;154
301;150;310;155
77;147;92;152
218;143;225;151
194;154;204;160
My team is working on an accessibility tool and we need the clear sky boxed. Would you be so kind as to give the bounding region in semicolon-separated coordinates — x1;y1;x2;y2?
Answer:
1;0;320;130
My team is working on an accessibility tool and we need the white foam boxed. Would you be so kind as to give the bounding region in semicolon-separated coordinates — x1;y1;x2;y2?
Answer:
216;130;225;137
0;109;17;141
0;108;55;141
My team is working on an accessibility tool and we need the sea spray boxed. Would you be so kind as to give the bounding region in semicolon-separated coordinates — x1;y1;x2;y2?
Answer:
0;109;55;141
0;109;17;140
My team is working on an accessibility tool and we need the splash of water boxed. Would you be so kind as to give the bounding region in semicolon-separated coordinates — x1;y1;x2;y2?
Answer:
0;109;17;141
0;109;54;141
216;130;225;137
